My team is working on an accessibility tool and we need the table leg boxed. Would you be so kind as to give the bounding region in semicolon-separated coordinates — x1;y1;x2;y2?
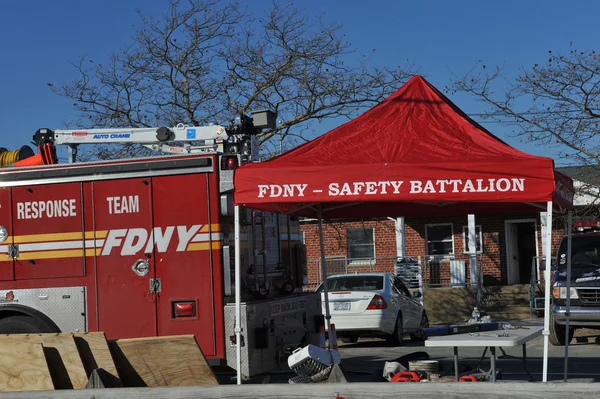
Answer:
490;346;496;382
454;346;459;382
522;343;535;382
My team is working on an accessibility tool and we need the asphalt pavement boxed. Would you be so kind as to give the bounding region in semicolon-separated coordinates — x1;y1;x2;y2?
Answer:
217;319;600;384
336;319;600;383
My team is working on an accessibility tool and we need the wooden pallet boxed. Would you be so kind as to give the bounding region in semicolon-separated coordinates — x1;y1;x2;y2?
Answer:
0;332;217;392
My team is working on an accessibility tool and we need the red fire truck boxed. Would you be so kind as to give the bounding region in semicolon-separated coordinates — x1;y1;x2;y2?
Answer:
0;112;321;379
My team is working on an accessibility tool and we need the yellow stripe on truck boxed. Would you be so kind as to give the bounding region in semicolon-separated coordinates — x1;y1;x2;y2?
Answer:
187;242;222;251
17;248;103;260
199;224;221;233
12;230;108;243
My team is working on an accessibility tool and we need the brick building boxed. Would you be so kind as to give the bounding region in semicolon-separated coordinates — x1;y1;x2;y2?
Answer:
300;212;568;290
300;166;598;290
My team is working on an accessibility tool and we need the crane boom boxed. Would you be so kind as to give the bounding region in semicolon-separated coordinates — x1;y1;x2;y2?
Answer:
31;111;275;163
34;123;229;146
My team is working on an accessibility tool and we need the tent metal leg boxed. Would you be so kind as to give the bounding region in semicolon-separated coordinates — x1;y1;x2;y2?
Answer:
467;214;478;308
542;201;553;383
317;205;332;349
490;346;496;382
234;204;242;384
564;209;572;381
453;346;459;381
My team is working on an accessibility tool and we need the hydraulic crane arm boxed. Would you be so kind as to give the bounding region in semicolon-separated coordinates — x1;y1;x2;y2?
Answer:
34;123;229;146
31;111;276;163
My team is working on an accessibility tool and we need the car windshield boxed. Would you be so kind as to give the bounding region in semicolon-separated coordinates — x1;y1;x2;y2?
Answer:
557;235;600;269
316;275;384;292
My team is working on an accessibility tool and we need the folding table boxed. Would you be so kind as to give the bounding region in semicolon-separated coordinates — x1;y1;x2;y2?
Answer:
424;325;543;382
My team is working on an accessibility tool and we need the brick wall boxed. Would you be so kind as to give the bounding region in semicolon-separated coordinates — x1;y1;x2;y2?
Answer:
300;219;398;286
300;213;568;288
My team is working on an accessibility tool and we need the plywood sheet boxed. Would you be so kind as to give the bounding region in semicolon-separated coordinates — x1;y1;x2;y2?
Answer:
0;341;54;392
110;334;218;387
0;334;87;389
73;332;121;385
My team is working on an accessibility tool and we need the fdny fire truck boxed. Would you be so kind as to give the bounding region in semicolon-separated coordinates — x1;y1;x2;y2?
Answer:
0;111;321;379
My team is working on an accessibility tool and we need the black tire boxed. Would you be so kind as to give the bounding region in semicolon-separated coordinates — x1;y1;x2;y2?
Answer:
410;311;430;341
340;336;359;344
0;315;54;334
387;313;404;346
549;314;574;346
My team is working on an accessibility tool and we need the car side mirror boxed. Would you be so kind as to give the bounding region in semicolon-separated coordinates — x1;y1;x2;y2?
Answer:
413;291;422;298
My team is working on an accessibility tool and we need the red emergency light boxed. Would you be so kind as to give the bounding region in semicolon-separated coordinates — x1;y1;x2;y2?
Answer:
220;155;239;171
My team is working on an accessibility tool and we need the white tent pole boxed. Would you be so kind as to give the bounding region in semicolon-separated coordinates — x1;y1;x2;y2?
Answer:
564;209;572;381
467;214;478;308
317;204;332;348
234;204;242;385
542;201;553;383
396;217;405;258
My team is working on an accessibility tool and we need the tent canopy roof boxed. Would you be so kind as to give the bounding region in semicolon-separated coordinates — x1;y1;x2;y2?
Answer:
233;75;574;219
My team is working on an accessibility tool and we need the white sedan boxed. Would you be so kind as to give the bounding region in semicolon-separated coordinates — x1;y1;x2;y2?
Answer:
315;272;428;345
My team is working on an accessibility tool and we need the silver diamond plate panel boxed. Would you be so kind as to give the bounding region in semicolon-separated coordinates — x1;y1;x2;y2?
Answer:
219;170;234;192
224;292;321;379
0;286;86;332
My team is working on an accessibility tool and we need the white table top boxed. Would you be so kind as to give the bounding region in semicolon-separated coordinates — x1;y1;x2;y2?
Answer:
424;325;543;347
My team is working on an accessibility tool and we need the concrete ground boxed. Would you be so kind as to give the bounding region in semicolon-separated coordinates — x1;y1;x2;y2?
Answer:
216;319;600;384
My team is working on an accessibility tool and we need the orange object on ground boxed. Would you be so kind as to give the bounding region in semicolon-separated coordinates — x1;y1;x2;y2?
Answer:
390;371;422;382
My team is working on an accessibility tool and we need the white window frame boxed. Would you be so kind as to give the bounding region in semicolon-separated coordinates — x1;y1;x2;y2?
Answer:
462;224;483;254
425;223;454;257
346;227;376;265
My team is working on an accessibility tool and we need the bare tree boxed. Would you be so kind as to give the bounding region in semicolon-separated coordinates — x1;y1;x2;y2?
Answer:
447;43;600;213
49;0;417;160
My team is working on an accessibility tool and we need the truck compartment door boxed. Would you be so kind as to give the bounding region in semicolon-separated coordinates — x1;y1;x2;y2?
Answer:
151;173;218;357
92;178;157;339
0;188;14;281
11;183;85;279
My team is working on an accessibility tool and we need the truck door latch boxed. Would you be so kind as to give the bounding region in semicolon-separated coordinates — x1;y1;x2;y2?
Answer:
149;278;162;293
8;245;19;259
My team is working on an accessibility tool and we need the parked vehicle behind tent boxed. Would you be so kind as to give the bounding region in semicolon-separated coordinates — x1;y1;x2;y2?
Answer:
315;272;428;345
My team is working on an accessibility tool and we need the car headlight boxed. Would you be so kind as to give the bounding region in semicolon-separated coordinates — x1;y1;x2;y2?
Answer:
558;287;578;299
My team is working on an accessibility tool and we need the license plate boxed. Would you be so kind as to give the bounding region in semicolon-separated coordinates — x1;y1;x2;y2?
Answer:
333;302;350;311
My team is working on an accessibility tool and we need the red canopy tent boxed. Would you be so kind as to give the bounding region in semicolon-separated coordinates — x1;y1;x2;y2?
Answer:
234;75;572;216
231;75;575;383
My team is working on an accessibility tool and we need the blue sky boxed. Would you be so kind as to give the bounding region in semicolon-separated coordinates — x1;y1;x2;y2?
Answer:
1;0;597;164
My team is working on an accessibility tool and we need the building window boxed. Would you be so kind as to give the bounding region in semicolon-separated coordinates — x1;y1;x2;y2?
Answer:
346;228;375;260
425;224;454;256
462;225;482;253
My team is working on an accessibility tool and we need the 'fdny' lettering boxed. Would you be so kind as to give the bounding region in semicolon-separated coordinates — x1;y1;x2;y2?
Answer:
101;225;202;256
17;200;77;219
107;196;139;214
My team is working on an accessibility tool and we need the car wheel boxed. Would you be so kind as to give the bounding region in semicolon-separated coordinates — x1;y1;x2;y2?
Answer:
387;313;404;346
340;336;359;344
410;311;429;341
549;314;574;346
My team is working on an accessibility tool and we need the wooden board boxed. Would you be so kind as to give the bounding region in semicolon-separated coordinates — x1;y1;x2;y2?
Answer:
73;332;121;386
0;341;54;392
0;334;87;389
109;334;218;387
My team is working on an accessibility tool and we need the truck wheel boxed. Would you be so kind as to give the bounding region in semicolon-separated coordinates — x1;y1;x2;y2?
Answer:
0;315;54;334
549;315;574;346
